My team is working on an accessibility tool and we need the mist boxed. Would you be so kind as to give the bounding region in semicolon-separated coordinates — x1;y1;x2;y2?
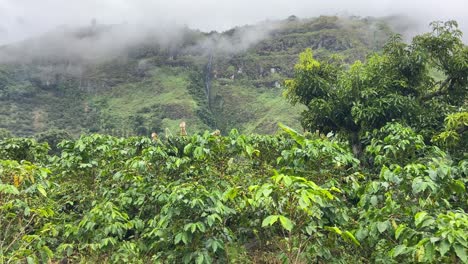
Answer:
0;0;466;63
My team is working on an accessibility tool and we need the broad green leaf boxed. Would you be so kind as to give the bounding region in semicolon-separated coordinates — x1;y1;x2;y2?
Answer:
181;232;189;245
262;215;279;227
454;244;467;263
439;240;450;257
279;216;294;231
392;245;407;257
262;186;273;198
355;229;368;241
450;180;466;194
37;184;47;197
415;211;428;227
278;123;305;145
419;218;435;228
424;242;435;262
196;253;204;264
24;206;31;216
223;188;238;201
377;221;389;233
183;143;192;154
196;222;206;233
175;233;184;244
0;184;19;195
416;245;425;262
329;186;342;193
283;176;293;187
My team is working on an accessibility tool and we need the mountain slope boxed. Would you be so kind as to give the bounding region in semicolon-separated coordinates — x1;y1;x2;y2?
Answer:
0;16;395;137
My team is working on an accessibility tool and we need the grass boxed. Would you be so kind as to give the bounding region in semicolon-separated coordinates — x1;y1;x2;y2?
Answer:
90;66;208;135
210;79;303;134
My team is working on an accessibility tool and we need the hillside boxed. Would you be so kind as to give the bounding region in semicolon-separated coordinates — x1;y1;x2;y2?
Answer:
1;16;467;264
0;16;395;137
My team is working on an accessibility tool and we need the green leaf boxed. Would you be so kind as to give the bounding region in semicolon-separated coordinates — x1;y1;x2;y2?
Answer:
279;216;294;231
262;215;279;228
37;184;47;197
377;221;389;233
343;231;360;246
0;184;19;195
184;223;198;234
260;185;273;198
325;226;343;235
223;187;238;201
283;176;293;187
424;242;435;262
355;229;368;241
183;143;193;154
412;178;425;194
208;239;223;253
454;244;467;263
451;180;466;194
196;253;204;264
415;211;428;227
329;186;342;193
278;123;305;145
196;222;206;233
392;245;407;257
395;224;406;239
175;233;184;245
439;240;450;257
420;218;435;228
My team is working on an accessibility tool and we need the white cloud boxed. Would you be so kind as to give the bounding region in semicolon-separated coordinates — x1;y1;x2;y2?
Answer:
1;0;467;44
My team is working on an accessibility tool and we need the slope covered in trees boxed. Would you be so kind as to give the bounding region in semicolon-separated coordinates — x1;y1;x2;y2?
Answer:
0;16;394;137
0;21;467;263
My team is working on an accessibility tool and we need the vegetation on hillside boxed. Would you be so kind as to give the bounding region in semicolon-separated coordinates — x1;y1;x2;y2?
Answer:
0;21;467;263
0;16;394;137
285;20;468;157
0;121;466;263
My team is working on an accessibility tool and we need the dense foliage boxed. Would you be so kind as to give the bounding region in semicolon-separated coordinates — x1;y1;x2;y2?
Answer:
0;120;466;263
0;20;467;264
285;21;468;157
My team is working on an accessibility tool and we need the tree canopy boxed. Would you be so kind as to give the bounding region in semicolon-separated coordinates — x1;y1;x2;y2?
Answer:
285;21;468;156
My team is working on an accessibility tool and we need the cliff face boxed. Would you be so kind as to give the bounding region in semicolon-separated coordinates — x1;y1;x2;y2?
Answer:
0;16;394;136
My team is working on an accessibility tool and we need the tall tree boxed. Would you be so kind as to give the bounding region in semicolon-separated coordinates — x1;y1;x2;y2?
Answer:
285;21;468;156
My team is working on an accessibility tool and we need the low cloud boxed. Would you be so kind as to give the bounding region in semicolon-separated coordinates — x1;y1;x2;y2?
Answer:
1;0;467;44
0;0;466;63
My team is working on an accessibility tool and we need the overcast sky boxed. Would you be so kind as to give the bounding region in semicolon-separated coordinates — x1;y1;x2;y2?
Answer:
1;0;467;45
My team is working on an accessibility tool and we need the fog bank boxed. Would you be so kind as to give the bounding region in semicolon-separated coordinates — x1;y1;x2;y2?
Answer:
1;0;467;45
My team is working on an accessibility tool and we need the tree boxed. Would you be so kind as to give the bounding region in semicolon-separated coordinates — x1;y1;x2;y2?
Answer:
284;21;468;157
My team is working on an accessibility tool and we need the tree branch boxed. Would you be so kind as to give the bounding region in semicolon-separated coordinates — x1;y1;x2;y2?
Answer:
422;78;452;101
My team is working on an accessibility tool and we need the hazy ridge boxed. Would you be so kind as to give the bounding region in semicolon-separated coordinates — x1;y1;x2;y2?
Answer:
0;15;402;136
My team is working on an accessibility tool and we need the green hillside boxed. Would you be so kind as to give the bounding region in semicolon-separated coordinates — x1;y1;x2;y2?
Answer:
1;18;467;264
0;16;394;137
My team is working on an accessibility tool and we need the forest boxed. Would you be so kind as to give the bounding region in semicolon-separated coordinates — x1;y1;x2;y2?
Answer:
0;20;467;263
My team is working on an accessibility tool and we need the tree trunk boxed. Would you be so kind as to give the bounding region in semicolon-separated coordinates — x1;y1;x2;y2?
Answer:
350;131;362;158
